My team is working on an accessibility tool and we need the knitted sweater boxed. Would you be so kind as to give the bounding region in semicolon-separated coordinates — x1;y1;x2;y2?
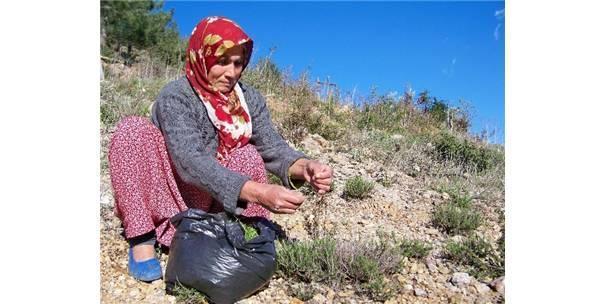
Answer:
150;77;307;214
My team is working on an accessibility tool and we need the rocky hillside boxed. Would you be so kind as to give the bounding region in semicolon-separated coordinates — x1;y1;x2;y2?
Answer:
100;60;505;304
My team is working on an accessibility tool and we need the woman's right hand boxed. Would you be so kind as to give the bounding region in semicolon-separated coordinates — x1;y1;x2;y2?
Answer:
240;181;305;214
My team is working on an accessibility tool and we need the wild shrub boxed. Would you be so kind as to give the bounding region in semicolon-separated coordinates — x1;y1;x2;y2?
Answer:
451;193;473;209
433;132;503;172
355;95;409;133
276;233;407;301
344;176;374;199
428;100;448;124
171;282;208;304
241;58;285;95
446;234;505;280
100;78;167;127
348;255;395;301
349;255;382;283
399;239;432;259
433;203;482;235
276;238;342;284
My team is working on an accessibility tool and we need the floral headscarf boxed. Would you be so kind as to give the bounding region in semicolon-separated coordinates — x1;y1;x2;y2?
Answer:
185;16;254;161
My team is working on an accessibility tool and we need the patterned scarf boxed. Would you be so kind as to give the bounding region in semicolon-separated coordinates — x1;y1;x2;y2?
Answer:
185;16;254;161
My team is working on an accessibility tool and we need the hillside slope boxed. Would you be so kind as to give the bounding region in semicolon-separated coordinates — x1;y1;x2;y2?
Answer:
100;60;505;303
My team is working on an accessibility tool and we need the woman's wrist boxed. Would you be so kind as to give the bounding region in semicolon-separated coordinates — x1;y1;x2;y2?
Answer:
288;158;310;181
240;180;263;204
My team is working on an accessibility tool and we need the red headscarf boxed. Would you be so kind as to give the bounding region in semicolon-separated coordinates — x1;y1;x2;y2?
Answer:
185;16;254;161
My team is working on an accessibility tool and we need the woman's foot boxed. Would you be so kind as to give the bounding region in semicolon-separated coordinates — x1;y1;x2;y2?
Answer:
128;245;162;282
131;244;156;261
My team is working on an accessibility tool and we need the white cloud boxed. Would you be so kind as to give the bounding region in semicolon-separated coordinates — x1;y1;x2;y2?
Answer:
495;8;504;19
494;8;504;41
442;57;457;77
494;23;502;40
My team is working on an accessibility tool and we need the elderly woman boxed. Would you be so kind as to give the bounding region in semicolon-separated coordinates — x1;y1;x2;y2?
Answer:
108;16;333;282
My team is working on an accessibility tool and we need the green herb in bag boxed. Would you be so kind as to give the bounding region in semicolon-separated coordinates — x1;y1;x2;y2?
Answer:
240;221;259;241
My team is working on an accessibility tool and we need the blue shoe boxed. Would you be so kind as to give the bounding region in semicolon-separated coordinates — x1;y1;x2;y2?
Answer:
128;247;163;282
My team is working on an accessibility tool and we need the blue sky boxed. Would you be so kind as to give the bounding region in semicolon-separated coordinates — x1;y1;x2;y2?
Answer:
162;1;505;144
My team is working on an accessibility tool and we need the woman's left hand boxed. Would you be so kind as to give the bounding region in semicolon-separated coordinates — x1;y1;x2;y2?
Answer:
302;160;333;195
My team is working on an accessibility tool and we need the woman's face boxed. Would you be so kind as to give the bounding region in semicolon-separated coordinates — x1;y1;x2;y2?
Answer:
208;45;245;93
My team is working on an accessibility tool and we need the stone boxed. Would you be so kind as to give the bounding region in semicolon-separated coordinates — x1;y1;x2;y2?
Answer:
427;228;440;235
449;294;465;304
396;274;407;284
410;263;419;274
450;272;472;287
100;192;113;205
326;288;335;302
311;133;330;147
300;135;324;155
489;276;505;294
439;266;450;275
451;235;464;243
445;282;459;293
289;298;305;304
426;261;439;273
404;284;414;291
473;282;491;295
414;288;428;297
338;290;355;297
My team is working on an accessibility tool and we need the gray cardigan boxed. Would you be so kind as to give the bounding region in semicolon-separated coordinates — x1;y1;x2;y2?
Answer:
151;77;307;214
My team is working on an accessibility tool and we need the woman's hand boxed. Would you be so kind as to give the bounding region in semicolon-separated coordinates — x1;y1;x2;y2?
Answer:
240;181;305;214
302;160;333;195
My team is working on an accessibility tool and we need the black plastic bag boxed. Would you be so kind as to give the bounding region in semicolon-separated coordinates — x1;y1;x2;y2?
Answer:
165;209;277;304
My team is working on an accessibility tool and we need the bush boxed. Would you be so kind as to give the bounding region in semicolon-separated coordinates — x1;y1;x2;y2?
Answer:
241;58;285;95
276;238;342;284
428;100;448;124
171;282;208;304
349;255;396;301
100;78;167;127
399;239;432;259
442;188;473;209
433;203;482;235
276;234;406;301
433;132;503;172
355;95;409;133
349;255;382;283
344;176;374;199
446;234;505;280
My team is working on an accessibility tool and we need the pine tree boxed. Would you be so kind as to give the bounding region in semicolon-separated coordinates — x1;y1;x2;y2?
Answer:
100;0;184;66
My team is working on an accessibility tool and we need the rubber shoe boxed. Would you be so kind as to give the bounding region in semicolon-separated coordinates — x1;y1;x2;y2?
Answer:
128;247;162;282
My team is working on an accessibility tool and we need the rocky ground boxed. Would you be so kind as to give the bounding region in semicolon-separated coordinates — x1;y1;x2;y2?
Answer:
100;133;504;304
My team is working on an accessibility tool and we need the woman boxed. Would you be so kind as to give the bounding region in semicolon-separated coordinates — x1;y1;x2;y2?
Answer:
108;16;333;282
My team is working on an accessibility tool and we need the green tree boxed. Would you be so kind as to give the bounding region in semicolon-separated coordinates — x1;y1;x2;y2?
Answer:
416;90;431;112
101;0;185;65
428;98;448;124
